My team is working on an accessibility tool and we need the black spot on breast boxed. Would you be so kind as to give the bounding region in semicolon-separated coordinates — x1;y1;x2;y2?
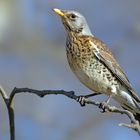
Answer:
82;49;85;52
106;73;110;77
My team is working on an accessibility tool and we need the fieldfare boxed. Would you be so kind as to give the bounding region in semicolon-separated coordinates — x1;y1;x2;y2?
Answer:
53;8;140;122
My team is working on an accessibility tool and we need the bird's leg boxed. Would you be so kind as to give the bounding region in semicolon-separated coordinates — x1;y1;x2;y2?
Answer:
76;92;102;107
99;94;114;112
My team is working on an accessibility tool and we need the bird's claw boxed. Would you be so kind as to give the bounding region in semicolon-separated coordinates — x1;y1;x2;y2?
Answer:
76;96;86;107
99;102;108;113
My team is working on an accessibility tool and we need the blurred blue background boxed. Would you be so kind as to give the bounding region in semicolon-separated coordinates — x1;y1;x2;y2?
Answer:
0;0;140;140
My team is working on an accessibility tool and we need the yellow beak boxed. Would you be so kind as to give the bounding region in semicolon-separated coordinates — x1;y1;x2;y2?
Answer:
53;8;65;17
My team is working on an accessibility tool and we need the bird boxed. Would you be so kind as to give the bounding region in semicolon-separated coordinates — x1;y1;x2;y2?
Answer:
53;8;140;122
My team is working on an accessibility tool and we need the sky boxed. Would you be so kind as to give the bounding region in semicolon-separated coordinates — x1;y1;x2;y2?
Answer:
0;0;140;140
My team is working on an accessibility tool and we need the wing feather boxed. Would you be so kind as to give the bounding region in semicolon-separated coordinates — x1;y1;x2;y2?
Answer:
88;37;140;102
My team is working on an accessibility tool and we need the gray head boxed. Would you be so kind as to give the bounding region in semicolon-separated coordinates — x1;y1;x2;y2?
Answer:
53;8;92;36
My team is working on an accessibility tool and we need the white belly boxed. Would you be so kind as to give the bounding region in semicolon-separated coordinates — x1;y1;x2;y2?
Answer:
71;64;112;95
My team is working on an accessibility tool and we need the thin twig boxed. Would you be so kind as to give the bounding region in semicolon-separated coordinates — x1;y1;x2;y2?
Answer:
0;87;15;140
0;87;140;140
7;105;15;140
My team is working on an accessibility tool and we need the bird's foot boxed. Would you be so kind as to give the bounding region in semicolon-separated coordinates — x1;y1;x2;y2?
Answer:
76;96;86;107
99;94;114;112
76;93;102;107
99;101;108;113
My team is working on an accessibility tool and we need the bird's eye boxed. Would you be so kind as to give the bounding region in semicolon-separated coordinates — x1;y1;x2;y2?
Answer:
70;14;76;19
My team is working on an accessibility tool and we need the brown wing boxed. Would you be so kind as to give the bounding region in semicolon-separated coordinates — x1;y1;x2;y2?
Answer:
89;36;140;102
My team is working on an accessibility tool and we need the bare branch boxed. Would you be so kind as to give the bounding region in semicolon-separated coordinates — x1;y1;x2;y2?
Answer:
0;86;15;140
0;86;9;100
0;87;140;140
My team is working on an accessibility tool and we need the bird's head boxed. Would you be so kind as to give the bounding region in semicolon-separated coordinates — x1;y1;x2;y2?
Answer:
53;8;92;36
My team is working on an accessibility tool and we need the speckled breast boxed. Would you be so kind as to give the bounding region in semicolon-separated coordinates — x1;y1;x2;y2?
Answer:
66;34;118;94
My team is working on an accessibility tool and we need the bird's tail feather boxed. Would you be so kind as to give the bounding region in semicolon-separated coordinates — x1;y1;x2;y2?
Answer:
134;113;140;124
121;106;140;124
118;90;140;123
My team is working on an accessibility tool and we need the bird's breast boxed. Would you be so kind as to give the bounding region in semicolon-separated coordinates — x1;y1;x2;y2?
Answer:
66;36;118;93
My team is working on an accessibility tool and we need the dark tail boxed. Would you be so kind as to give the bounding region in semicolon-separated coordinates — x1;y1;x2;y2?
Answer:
121;105;140;124
134;114;140;124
